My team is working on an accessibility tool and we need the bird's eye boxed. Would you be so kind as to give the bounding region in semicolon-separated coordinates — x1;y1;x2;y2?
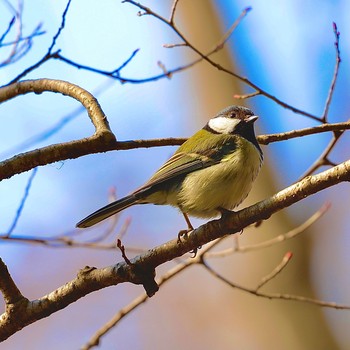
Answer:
230;112;237;118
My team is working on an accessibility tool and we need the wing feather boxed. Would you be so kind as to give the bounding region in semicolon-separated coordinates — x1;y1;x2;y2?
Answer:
133;134;238;196
133;152;215;195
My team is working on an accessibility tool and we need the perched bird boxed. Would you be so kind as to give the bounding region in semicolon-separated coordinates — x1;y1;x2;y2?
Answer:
76;105;263;232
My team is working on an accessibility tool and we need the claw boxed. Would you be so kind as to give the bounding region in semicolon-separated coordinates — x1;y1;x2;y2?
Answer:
177;211;200;257
177;229;190;243
190;245;202;258
177;211;194;243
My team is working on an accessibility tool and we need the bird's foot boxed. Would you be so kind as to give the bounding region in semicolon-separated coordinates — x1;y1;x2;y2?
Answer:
190;245;202;258
177;211;194;243
178;211;201;257
177;228;192;244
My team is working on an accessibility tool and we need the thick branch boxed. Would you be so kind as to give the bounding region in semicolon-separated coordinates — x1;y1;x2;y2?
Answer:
1;159;349;340
0;258;24;306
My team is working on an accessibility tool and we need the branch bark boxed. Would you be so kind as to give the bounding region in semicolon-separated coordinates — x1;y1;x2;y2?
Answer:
1;159;349;341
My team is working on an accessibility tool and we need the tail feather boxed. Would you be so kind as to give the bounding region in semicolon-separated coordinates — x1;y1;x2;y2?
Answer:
76;195;138;228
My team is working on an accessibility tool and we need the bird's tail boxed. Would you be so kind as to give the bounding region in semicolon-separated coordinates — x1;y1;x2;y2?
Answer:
76;194;138;228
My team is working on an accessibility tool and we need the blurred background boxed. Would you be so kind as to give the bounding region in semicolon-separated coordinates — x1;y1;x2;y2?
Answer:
0;0;349;349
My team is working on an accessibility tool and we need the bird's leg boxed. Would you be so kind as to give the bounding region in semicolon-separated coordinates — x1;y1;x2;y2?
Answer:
178;212;202;257
177;212;194;243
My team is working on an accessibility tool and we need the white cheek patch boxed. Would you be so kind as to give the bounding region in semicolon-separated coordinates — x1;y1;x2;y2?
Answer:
208;116;240;134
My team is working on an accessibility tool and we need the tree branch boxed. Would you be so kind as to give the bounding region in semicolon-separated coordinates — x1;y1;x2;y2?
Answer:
202;256;350;310
0;79;115;180
0;78;348;182
0;258;25;306
258;121;350;145
124;0;321;121
321;22;341;122
1;159;349;340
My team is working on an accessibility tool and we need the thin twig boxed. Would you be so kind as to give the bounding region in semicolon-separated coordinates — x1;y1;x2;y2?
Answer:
0;16;15;44
54;5;251;85
124;0;320;121
0;30;45;47
2;202;328;252
82;240;219;350
112;48;140;75
298;129;345;180
233;91;260;99
47;0;72;54
81;259;191;350
169;0;180;24
6;168;38;237
163;43;186;48
117;239;132;265
207;203;330;257
258;121;350;145
202;258;350;309
255;252;293;291
321;23;341;122
5;0;71;84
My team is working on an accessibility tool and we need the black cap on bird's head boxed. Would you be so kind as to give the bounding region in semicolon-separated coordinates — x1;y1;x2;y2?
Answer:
204;105;262;154
217;105;255;120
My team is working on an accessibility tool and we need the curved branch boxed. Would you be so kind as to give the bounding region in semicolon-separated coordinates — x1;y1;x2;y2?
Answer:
1;159;349;340
0;79;115;180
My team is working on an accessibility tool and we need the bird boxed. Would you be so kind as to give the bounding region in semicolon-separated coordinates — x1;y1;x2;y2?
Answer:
76;105;263;233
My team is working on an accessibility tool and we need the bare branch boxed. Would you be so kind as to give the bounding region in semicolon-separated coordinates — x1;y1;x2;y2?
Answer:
124;0;321;121
0;258;25;306
0;16;15;44
0;79;115;159
208;203;330;257
321;22;341;122
0;30;45;47
6;0;71;84
82;241;218;350
258;121;350;145
0;158;349;339
47;0;72;54
233;91;260;99
202;258;350;309
53;5;251;85
169;0;180;24
255;252;293;291
163;42;186;48
299;127;346;180
6;167;38;236
0;79;115;181
9;198;326;253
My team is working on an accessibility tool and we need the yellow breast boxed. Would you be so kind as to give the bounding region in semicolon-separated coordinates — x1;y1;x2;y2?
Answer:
177;137;262;218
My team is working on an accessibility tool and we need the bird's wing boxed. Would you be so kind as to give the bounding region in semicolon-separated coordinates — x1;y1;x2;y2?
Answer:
133;138;237;196
132;152;214;195
76;152;212;228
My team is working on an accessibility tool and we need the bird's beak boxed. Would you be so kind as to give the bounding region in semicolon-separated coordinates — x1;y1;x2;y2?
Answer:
245;115;258;124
